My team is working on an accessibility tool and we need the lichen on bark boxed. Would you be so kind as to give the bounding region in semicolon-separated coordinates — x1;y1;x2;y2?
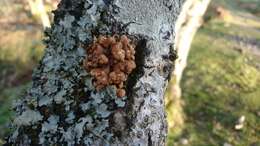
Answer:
6;0;182;146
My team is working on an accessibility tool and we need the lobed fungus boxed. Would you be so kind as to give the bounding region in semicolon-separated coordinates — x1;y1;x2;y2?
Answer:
84;35;136;97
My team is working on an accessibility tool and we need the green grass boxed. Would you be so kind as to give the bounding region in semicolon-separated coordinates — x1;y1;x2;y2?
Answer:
213;0;260;16
167;2;260;144
167;0;260;145
181;32;259;146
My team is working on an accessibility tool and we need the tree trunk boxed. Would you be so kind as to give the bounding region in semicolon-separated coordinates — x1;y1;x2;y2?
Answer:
6;0;182;145
170;0;211;98
166;0;211;131
27;0;51;28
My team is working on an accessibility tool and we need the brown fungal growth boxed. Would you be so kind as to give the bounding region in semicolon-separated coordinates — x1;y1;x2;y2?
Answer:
84;35;136;97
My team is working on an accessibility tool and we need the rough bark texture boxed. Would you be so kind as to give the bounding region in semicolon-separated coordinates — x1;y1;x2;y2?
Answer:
6;0;182;145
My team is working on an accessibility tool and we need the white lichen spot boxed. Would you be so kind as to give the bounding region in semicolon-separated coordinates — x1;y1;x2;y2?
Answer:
54;90;67;104
91;92;104;105
59;15;75;28
75;117;92;143
38;96;52;106
80;102;91;111
14;109;43;126
41;115;59;133
96;104;111;118
61;127;75;146
65;112;75;124
115;98;125;107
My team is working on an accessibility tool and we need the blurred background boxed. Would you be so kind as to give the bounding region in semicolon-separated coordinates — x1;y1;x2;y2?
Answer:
0;0;59;144
0;0;259;146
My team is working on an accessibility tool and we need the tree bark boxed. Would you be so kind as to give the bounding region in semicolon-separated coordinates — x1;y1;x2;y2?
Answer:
170;0;211;98
6;0;182;145
166;0;211;131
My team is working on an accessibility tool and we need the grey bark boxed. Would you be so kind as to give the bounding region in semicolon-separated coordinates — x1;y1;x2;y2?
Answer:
5;0;182;145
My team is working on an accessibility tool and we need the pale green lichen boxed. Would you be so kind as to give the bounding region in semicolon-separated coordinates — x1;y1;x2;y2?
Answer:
8;0;126;145
41;115;59;133
96;103;111;118
53;89;67;104
74;117;93;143
65;112;75;124
14;109;43;126
38;96;52;106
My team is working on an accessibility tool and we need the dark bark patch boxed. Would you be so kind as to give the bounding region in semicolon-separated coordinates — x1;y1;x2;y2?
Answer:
53;0;85;24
